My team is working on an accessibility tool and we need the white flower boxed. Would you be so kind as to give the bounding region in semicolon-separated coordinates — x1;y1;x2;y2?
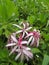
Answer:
13;22;32;38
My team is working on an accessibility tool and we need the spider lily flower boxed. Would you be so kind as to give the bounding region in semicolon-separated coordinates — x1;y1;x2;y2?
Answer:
13;22;32;38
25;29;40;47
6;21;41;61
6;34;33;61
6;34;28;56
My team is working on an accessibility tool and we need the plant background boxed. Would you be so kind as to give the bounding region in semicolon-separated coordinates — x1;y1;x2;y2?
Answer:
0;0;49;65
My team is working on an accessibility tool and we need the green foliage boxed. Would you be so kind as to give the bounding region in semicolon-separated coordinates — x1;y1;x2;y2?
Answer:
0;0;19;22
42;54;49;65
27;15;36;24
0;0;49;65
31;48;41;53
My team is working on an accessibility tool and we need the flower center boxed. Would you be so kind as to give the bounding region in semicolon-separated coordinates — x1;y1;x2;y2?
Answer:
33;31;40;39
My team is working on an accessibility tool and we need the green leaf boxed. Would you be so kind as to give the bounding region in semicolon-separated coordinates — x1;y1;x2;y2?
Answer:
31;48;41;53
24;63;27;65
43;33;49;41
0;48;9;59
27;15;36;24
42;54;49;65
0;0;19;22
10;61;17;65
46;20;49;27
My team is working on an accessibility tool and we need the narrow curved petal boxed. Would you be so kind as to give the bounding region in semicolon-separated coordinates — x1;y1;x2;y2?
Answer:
23;50;30;57
11;35;18;42
23;23;26;29
6;43;16;47
13;24;22;29
28;36;33;45
15;52;21;60
25;31;28;35
9;46;17;56
21;41;27;44
21;53;24;62
23;49;33;58
36;38;39;47
25;47;31;51
25;50;33;58
15;30;22;34
22;46;31;50
27;22;29;27
25;27;32;31
22;32;25;38
30;38;34;46
25;33;33;38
